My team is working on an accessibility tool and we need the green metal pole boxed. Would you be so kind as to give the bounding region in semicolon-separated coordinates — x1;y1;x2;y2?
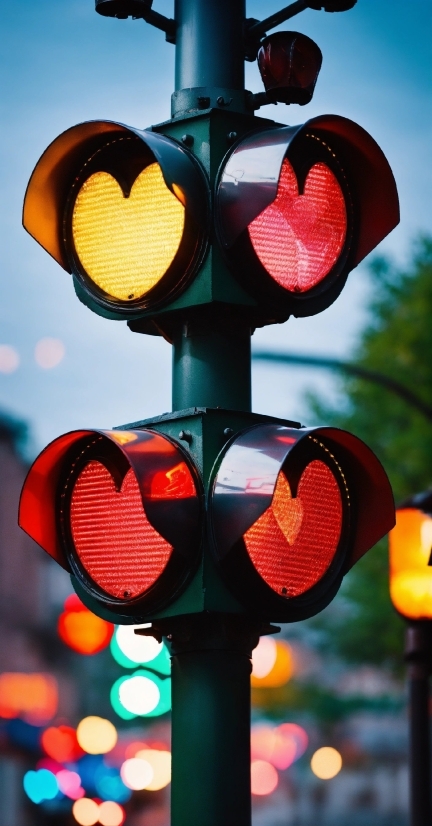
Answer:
172;320;252;412
167;615;260;826
169;3;257;825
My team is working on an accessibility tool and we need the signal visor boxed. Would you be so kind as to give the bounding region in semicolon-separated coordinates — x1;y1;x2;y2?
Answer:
209;424;395;621
19;428;202;617
216;114;399;322
23;121;209;320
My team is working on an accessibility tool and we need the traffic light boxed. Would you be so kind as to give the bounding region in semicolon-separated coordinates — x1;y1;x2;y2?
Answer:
19;427;202;619
209;423;394;621
19;412;394;624
389;492;432;621
215;114;399;320
23;109;398;329
23;121;209;320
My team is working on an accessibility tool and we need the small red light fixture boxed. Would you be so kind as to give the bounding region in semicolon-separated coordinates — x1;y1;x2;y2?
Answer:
258;32;323;106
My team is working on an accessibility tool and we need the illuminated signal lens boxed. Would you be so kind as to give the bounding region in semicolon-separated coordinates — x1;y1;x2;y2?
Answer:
70;461;173;600
248;160;347;293
244;461;343;597
72;163;185;302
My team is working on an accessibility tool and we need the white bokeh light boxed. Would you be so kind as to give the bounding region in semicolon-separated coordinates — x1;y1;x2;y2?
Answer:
252;637;277;678
34;337;65;369
116;624;162;664
118;675;160;715
0;345;19;374
120;757;154;791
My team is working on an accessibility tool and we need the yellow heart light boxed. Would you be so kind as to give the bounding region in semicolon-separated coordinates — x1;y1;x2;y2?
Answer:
71;163;185;302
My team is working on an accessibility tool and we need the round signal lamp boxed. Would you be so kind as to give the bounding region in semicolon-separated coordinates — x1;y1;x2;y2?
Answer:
76;716;118;755
311;746;342;780
58;594;114;655
251;760;278;796
72;798;100;826
389;497;432;620
251;639;293;687
57;430;201;617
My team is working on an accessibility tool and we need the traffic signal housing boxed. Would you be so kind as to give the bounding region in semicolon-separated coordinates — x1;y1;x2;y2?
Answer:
19;410;394;624
216;114;399;320
23;120;209;321
23;110;399;331
19;427;202;618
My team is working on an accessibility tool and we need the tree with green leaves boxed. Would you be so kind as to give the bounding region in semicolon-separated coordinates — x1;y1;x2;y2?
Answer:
307;235;432;672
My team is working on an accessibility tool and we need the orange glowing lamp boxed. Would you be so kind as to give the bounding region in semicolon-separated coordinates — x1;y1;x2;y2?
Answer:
58;594;114;655
389;493;432;620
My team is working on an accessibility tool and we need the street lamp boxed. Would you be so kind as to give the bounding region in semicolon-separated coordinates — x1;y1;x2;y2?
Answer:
389;492;432;826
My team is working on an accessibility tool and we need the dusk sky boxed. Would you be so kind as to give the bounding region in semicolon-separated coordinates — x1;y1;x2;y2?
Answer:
1;0;431;452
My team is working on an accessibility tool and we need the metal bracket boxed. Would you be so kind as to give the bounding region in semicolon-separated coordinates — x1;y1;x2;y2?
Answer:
95;0;176;43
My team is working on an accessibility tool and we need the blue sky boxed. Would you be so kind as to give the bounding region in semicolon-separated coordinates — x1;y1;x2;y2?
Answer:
0;0;431;452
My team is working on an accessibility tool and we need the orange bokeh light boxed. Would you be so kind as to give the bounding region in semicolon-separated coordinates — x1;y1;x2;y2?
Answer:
389;508;432;620
58;594;114;655
0;673;58;724
251;640;294;687
41;725;84;763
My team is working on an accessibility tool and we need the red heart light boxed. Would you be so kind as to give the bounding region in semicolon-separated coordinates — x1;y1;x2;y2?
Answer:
70;461;173;599
248;159;347;292
41;725;84;763
244;460;342;596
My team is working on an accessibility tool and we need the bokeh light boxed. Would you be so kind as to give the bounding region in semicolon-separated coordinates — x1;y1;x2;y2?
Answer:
56;768;85;800
111;671;171;719
135;749;171;790
58;594;114;655
251;640;293;687
252;637;277;678
41;724;84;762
251;722;308;770
98;801;125;826
115;625;161;664
120;757;154;790
311;746;343;779
119;675;159;715
251;760;279;796
0;672;58;723
23;768;59;804
77;716;118;755
72;797;99;826
34;337;65;368
94;763;131;804
0;344;19;373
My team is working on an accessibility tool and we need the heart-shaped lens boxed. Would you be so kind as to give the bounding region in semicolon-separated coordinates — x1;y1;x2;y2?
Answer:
72;163;185;302
248;159;347;293
244;460;343;597
70;460;173;600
